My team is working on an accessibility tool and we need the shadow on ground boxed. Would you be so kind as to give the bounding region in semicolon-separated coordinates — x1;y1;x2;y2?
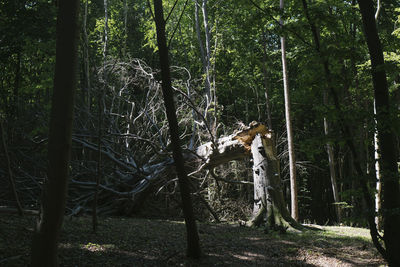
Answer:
0;215;385;266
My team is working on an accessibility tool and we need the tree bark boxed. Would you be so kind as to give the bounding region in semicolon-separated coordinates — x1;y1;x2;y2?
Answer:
300;0;342;223
252;134;268;218
358;1;400;265
194;0;215;133
280;0;298;221
153;0;201;259
374;124;382;230
247;132;302;231
0;120;23;216
373;6;382;232
300;0;384;259
262;36;272;129
30;0;79;266
82;0;91;114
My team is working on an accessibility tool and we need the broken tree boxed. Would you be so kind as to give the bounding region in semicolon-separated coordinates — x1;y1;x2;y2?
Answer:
195;122;302;231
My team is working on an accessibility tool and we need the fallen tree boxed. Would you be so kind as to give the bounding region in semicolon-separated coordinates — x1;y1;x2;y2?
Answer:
67;122;302;231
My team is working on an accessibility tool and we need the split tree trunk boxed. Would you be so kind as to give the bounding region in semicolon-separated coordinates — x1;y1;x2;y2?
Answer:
196;123;302;231
252;134;268;218
246;132;301;231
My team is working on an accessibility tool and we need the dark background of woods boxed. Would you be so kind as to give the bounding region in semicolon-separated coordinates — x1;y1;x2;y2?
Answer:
1;0;400;263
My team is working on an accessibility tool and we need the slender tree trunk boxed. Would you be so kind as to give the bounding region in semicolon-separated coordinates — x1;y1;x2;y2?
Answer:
262;37;272;129
194;1;206;74
374;120;382;230
373;5;382;232
323;82;341;223
202;0;212;102
123;0;128;57
280;0;298;221
358;1;400;265
194;0;215;134
13;51;21;118
0;120;23;216
300;1;384;256
30;0;79;265
153;0;201;258
93;0;109;233
300;0;341;223
83;0;91;114
201;0;214;128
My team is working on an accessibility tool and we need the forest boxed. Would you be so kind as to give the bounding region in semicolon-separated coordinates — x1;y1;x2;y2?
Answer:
0;0;400;266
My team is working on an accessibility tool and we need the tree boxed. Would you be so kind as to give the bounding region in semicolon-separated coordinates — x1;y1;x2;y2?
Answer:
300;0;341;223
358;0;400;265
30;0;80;266
0;120;23;216
242;125;302;231
153;0;201;259
194;0;216;134
279;0;298;221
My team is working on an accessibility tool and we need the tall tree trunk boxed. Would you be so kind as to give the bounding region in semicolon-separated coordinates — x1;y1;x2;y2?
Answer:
82;0;91;114
201;0;214;131
279;0;298;221
358;1;400;265
13;50;21;118
194;0;215;134
123;0;128;57
93;0;109;233
300;0;385;257
373;6;382;232
30;0;79;265
323;115;341;222
262;36;272;129
300;0;341;223
374;120;382;230
0;120;23;216
153;0;201;259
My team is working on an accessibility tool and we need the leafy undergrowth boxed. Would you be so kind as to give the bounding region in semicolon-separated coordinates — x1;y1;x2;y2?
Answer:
0;215;386;266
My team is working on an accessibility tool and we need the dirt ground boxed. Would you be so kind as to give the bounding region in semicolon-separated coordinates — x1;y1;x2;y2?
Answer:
0;215;386;266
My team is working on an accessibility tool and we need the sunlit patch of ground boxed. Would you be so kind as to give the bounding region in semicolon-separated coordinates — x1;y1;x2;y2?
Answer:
0;215;386;266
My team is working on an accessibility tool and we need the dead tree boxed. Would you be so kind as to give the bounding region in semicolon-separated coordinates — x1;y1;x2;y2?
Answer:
196;123;302;231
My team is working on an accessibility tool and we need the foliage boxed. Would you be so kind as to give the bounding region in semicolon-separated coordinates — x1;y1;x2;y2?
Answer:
1;0;400;228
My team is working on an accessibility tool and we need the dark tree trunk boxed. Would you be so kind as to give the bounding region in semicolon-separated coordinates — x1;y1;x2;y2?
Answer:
30;0;79;266
358;1;400;265
13;50;21;118
0;120;23;216
153;0;201;259
300;0;386;260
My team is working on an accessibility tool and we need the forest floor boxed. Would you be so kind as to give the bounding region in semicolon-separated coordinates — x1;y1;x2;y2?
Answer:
0;214;386;266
